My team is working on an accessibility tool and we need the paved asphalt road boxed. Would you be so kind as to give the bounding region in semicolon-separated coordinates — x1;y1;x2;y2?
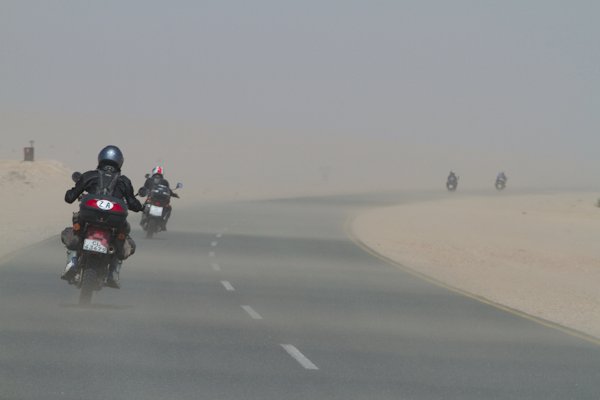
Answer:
1;193;600;399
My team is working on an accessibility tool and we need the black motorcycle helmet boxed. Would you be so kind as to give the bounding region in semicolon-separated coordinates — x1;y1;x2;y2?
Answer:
97;145;124;171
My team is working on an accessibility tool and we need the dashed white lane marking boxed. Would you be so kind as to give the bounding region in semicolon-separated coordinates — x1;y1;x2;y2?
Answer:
221;281;235;291
216;233;223;238
211;241;218;247
241;305;263;320
281;345;319;370
211;262;221;271
209;251;216;257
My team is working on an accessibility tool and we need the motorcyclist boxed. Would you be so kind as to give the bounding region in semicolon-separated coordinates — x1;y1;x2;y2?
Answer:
140;166;179;231
448;171;458;183
497;171;507;182
61;145;143;288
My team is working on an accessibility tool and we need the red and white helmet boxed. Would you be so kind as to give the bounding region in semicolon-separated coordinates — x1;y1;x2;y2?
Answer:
151;166;164;176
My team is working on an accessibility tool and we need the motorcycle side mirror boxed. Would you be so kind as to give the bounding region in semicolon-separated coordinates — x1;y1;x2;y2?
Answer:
138;187;148;197
144;173;150;179
72;172;82;182
176;182;183;189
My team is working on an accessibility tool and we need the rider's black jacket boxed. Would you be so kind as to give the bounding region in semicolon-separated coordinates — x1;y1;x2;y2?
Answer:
142;175;179;198
65;165;144;212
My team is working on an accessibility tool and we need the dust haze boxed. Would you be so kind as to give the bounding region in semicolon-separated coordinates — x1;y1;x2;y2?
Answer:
2;1;599;199
3;4;600;397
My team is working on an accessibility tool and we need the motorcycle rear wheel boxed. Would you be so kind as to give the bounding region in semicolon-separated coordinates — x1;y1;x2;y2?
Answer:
145;219;157;239
79;267;97;305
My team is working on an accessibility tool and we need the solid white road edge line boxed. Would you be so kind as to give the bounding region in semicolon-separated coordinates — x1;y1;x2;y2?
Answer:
281;345;319;370
241;305;263;320
221;281;235;291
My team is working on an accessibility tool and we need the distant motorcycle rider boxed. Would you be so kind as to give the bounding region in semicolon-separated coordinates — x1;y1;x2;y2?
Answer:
497;171;507;182
61;145;143;288
448;171;458;183
140;166;179;231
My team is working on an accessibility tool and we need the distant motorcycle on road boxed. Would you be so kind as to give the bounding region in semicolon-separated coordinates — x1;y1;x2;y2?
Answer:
446;174;459;192
139;179;182;239
495;178;506;191
495;172;507;191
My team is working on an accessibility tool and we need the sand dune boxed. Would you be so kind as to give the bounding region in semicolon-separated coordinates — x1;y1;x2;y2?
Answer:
353;193;600;338
0;160;72;261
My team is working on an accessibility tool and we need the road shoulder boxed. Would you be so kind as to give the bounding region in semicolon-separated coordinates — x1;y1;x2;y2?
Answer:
351;192;600;340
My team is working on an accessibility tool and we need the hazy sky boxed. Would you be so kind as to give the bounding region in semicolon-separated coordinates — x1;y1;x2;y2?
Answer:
1;1;599;191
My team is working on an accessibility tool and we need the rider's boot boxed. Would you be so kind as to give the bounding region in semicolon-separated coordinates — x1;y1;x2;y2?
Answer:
61;250;78;281
105;259;122;289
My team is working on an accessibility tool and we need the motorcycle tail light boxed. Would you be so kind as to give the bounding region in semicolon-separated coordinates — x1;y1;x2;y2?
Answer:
85;199;99;209
85;227;111;248
111;203;125;212
87;226;110;239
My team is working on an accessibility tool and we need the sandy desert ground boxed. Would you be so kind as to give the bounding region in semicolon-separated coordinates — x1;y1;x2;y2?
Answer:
353;192;600;339
0;160;72;262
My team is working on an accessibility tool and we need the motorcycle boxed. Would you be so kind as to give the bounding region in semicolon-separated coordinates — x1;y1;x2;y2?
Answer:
495;177;507;191
446;176;458;192
139;178;182;239
67;172;130;305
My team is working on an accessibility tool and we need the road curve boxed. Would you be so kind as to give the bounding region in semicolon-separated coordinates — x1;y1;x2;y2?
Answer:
1;193;599;399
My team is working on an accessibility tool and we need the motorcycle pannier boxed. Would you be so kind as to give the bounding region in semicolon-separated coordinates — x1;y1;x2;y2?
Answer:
61;227;80;250
116;236;136;260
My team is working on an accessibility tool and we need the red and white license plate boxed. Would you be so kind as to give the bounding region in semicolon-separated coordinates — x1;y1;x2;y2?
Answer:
83;239;108;254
